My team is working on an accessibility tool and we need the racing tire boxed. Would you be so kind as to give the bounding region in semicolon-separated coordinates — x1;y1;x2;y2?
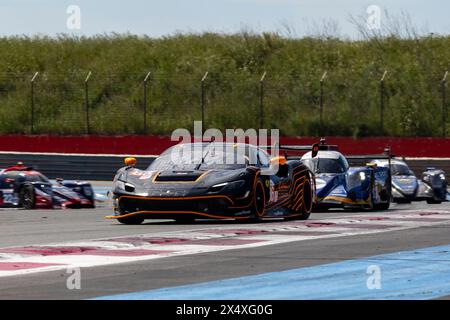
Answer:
362;173;376;211
117;217;144;225
374;201;390;211
19;184;35;210
175;217;196;224
374;175;391;210
394;199;412;204
426;199;442;204
287;172;313;221
249;178;267;222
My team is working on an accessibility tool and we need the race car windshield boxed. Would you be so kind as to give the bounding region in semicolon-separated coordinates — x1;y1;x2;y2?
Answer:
391;164;414;176
149;145;250;171
315;159;346;174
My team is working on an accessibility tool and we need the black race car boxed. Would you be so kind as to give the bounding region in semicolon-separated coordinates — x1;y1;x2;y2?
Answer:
0;164;95;209
107;142;318;224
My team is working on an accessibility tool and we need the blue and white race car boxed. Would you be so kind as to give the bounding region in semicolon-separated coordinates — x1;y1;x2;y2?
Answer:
300;146;391;211
372;159;448;204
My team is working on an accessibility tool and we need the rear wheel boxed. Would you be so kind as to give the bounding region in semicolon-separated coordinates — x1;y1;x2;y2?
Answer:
426;199;442;204
19;185;35;209
287;172;313;220
117;217;144;225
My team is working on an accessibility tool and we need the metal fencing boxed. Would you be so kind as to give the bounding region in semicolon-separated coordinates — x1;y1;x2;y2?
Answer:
0;70;447;137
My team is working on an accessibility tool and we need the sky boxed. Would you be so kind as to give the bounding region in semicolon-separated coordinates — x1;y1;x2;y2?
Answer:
0;0;449;38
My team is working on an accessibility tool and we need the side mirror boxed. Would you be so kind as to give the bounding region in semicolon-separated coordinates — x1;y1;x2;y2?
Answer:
124;157;137;167
270;156;287;166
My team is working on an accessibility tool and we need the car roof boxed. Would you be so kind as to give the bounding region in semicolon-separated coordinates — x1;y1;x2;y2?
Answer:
176;142;257;147
166;142;263;153
302;150;343;160
373;159;408;166
0;169;43;176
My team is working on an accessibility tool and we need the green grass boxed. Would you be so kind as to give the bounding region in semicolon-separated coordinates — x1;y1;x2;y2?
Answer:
0;33;448;136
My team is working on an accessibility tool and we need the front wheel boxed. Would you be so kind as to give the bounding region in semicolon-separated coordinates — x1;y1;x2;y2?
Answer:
249;178;267;222
374;176;391;210
426;199;442;204
117;216;144;225
19;185;35;209
175;217;196;224
394;199;411;204
374;201;390;210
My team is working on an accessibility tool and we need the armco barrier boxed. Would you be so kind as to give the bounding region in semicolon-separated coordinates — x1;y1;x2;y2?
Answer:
0;153;156;181
0;152;449;181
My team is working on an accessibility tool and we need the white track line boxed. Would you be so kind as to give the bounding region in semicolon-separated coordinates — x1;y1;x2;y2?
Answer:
1;209;450;278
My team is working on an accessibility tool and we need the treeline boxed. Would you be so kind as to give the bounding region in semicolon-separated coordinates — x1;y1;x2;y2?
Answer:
0;32;448;136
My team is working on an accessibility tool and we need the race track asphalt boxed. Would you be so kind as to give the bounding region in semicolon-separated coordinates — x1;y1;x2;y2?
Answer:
1;201;450;300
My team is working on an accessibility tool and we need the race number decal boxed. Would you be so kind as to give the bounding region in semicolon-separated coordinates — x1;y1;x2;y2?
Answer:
2;190;16;204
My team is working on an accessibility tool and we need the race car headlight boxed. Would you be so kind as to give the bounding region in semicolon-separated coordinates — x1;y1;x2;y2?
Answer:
209;180;245;193
209;182;229;193
359;172;366;181
346;171;369;191
212;182;229;188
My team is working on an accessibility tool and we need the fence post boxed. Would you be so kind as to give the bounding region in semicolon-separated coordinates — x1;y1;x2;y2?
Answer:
201;72;209;127
84;71;92;134
143;72;151;133
319;71;327;135
441;71;448;137
259;72;267;129
380;70;388;136
30;72;39;134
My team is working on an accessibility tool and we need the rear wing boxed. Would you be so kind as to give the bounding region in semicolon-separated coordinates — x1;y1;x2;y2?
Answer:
262;138;337;160
264;138;392;168
345;147;392;169
261;142;323;159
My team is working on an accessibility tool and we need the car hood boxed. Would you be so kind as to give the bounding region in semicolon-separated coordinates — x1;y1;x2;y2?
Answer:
315;174;338;190
392;175;418;194
117;167;251;197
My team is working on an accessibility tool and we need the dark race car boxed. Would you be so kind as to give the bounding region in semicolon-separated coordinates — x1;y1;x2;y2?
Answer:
107;142;318;224
372;159;448;204
0;164;95;209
